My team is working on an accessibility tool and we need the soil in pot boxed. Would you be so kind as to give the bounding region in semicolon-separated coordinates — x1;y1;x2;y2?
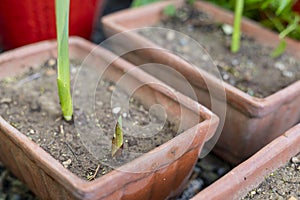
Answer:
0;58;179;181
242;152;300;200
138;3;300;98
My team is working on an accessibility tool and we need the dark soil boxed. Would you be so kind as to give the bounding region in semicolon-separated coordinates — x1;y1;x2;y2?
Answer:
138;4;300;98
242;153;300;200
177;153;232;199
0;58;178;181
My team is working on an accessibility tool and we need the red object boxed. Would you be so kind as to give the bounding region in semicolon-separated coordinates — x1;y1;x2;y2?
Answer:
0;0;104;50
293;0;300;13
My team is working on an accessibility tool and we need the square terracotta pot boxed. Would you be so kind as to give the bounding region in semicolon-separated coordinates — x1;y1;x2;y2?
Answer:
0;37;218;199
192;123;300;200
102;0;300;164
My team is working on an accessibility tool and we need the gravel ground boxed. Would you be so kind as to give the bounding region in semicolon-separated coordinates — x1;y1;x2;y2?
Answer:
0;162;37;200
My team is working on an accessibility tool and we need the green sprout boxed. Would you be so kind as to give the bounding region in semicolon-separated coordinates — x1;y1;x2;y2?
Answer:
207;0;300;56
131;0;159;7
55;0;73;121
111;116;124;157
231;0;244;53
187;0;196;5
163;5;177;17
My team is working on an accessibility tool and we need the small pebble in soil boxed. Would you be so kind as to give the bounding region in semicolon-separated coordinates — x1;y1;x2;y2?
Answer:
291;155;300;164
282;70;294;78
62;159;72;168
0;98;12;104
288;196;298;200
46;58;56;68
221;24;233;35
166;31;176;41
275;62;286;71
112;106;121;114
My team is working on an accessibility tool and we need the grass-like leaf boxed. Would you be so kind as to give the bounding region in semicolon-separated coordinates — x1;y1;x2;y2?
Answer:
271;39;287;58
55;0;73;121
231;0;244;53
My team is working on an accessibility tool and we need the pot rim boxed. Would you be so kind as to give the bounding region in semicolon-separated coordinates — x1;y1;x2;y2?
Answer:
101;0;300;118
0;36;219;198
192;123;300;200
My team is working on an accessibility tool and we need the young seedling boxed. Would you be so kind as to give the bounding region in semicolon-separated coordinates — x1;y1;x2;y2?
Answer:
208;0;300;56
231;0;244;53
131;0;159;7
111;116;124;157
55;0;73;121
163;5;177;17
187;0;196;5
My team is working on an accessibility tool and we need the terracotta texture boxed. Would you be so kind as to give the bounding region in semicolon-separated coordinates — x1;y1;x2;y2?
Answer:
192;123;300;200
0;37;219;200
102;0;300;164
0;0;105;50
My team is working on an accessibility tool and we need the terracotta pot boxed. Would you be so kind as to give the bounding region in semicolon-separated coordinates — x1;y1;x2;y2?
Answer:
0;0;105;50
192;123;300;200
102;0;300;164
0;37;219;200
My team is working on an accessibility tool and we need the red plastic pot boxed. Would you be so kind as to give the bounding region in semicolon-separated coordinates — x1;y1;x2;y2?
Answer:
293;1;300;13
0;0;105;50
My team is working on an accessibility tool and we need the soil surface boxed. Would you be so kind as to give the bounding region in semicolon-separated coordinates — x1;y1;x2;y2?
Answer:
242;153;300;200
138;4;300;98
0;58;178;180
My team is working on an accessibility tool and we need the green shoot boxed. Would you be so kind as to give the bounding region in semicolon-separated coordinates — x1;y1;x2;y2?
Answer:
163;5;177;17
111;116;124;157
187;0;196;5
271;39;287;58
55;0;73;121
207;0;300;56
231;0;244;53
131;0;159;7
271;15;299;57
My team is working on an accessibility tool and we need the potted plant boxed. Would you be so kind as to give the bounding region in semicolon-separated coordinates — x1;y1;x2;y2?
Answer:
0;0;105;50
191;123;300;199
101;0;300;164
0;1;219;198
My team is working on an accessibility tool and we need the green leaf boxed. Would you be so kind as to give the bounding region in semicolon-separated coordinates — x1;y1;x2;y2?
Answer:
279;15;300;39
275;0;293;15
231;0;244;53
163;5;177;17
55;0;73;121
187;0;196;5
131;0;159;7
271;39;287;58
111;116;124;157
